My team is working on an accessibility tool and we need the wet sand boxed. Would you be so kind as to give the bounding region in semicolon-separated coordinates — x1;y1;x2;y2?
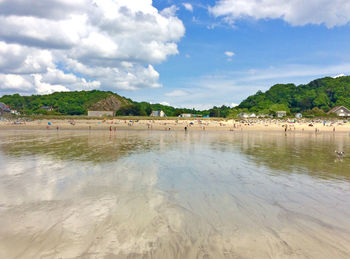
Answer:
0;131;350;258
1;118;350;132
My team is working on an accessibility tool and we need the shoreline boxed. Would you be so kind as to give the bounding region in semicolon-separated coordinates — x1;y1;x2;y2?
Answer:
1;118;350;133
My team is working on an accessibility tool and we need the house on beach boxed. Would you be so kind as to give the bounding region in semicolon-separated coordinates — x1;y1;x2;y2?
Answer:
276;111;287;118
179;113;192;118
39;106;54;111
88;111;114;117
327;106;350;117
237;113;249;118
150;110;166;117
295;113;303;118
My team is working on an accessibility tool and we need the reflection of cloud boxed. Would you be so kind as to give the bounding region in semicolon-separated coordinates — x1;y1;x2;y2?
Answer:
0;132;158;163
1;132;350;258
0;152;175;257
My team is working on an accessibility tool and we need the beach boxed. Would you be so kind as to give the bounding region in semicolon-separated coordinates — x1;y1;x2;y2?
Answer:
1;117;350;132
0;130;350;258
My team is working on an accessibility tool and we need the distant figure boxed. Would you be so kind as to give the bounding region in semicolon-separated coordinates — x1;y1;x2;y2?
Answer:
284;125;287;132
114;127;117;132
184;126;187;131
56;126;59;131
333;127;336;132
89;126;91;130
109;126;112;131
335;151;345;158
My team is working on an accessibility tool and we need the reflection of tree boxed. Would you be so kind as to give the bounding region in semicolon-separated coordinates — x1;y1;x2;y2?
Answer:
0;132;160;163
211;133;350;180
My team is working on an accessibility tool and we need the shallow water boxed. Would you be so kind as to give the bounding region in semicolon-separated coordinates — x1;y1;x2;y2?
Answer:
0;130;350;259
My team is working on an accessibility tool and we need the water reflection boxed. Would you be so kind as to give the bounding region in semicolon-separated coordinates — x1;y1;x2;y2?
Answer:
0;131;350;258
210;132;350;180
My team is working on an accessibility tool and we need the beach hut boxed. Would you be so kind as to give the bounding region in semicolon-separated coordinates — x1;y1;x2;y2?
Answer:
150;110;166;117
88;111;114;117
179;113;192;118
250;113;257;118
327;106;350;117
237;113;249;118
276;111;287;118
39;106;54;111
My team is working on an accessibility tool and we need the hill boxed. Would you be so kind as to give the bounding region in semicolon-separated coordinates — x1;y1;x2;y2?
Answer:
0;90;131;115
0;90;203;117
238;76;350;115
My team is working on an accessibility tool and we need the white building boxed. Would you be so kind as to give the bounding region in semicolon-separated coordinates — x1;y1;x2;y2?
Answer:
276;111;287;118
327;106;350;117
150;110;166;117
237;113;249;118
179;113;192;118
88;111;114;117
295;113;302;118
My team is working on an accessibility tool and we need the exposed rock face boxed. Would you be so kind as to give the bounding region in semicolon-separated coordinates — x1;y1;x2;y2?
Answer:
88;95;129;111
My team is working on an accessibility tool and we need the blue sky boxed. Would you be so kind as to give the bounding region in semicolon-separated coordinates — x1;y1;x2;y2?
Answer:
120;0;350;109
1;0;350;109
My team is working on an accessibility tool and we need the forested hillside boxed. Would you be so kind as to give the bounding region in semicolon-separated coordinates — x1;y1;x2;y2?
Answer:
0;90;202;116
0;90;130;115
1;75;349;117
238;76;350;115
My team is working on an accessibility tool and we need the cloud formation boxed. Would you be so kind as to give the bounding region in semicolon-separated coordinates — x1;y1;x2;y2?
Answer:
182;3;193;12
210;0;350;28
165;89;188;97
0;0;185;94
224;51;235;57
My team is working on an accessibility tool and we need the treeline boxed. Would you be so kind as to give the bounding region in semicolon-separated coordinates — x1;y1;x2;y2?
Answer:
1;76;349;118
238;76;350;116
117;102;206;117
0;90;128;115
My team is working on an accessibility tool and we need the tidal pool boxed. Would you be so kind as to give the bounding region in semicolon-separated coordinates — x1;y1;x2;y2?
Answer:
0;130;350;259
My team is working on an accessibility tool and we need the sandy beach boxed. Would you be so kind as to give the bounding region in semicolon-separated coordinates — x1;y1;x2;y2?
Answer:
1;117;350;133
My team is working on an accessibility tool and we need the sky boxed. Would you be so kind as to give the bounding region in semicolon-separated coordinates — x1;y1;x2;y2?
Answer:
1;0;350;109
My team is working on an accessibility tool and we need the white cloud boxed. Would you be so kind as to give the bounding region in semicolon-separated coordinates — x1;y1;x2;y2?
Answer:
0;0;185;95
165;89;188;97
160;101;170;106
333;73;345;78
224;51;235;57
210;0;350;28
183;3;193;12
0;74;33;91
33;74;70;94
